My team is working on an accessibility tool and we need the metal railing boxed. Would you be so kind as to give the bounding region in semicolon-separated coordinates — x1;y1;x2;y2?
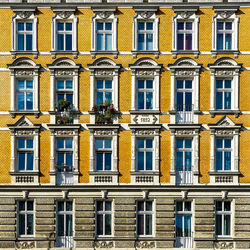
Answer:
175;236;193;248
176;104;194;124
176;171;193;185
55;233;74;248
56;171;73;186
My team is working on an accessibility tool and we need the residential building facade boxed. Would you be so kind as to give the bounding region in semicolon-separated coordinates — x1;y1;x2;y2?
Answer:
0;0;249;249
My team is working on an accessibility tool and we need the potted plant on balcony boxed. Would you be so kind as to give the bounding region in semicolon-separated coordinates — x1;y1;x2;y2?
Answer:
56;99;74;125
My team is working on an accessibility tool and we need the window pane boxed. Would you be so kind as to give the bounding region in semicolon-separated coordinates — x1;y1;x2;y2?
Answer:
57;214;64;236
26;23;33;31
216;152;222;171
26;34;33;51
138;92;144;109
146;80;153;89
226;22;232;30
146;22;153;30
66;215;73;236
27;201;33;211
185;139;192;149
186;22;192;30
176;215;183;237
57;23;64;31
57;139;64;149
18;34;24;50
26;92;33;110
105;80;112;89
176;201;182;212
97;22;103;31
27;139;33;148
146;214;152;235
177;93;183;108
217;34;223;50
216;80;223;89
216;92;223;109
224;201;231;211
225;139;231;148
57;80;64;89
216;139;223;148
225;34;232;50
19;214;25;235
105;92;112;103
216;214;222;235
66;153;73;166
18;22;24;31
176;152;183;171
57;34;64;50
137;215;144;235
66;34;72;50
58;201;64;211
97;214;103;235
18;139;25;149
184;215;191;237
96;153;103;171
105;34;112;50
97;201;103;211
18;153;25;171
66;23;72;31
146;201;152;211
138;22;144;30
185;80;192;89
185;92;192;107
66;201;73;211
97;92;103;105
176;139;183;149
224;152;231;170
96;139;103;149
105;23;112;30
146;92;153;109
66;80;73;89
185;152;192;171
27;214;33;235
105;201;112;211
97;34;104;50
57;153;64;167
146;152;152;170
104;153;111;170
138;201;144;211
177;80;183;89
146;34;153;50
216;201;222;211
185;202;191;211
177;22;184;30
105;214;112;235
224;215;231;235
105;139;112;148
225;80;231;89
26;80;33;89
137;152;144;171
138;34;145;51
217;22;224;30
27;153;34;171
224;92;231;109
177;34;184;50
186;34;192;50
97;80;103;89
19;201;25;211
137;139;144;149
65;139;72;149
146;139;152;148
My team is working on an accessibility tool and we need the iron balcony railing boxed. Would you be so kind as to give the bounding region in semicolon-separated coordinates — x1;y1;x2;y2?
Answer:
176;171;193;185
176;104;194;124
55;232;74;248
175;235;193;248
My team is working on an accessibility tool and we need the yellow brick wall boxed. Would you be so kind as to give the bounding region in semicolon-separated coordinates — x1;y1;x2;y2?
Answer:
0;131;11;183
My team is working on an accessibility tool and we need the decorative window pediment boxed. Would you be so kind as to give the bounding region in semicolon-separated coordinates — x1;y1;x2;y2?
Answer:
208;57;242;117
212;6;239;58
169;58;202;124
130;58;162;117
132;6;159;58
8;116;40;185
8;58;41;118
88;58;121;124
51;8;78;58
47;58;81;122
11;7;38;59
47;124;81;185
208;116;242;185
91;7;118;58
87;124;120;185
172;6;199;58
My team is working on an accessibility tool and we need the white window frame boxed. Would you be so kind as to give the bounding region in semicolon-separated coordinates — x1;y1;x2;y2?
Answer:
51;9;78;59
130;58;161;113
136;79;154;110
8;117;40;185
215;79;233;110
56;138;74;168
56;79;74;107
169;58;201;124
91;9;118;58
136;200;154;237
95;79;113;106
95;200;113;237
88;125;119;185
215;200;233;238
89;58;120;123
209;58;241;117
48;125;80;185
47;58;80;119
172;7;199;58
8;58;40;118
17;200;34;237
212;8;239;58
209;116;241;185
132;8;159;58
11;8;38;59
130;126;161;185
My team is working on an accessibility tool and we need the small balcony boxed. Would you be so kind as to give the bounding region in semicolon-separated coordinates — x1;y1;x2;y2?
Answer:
176;171;193;185
56;233;74;248
56;165;73;186
176;104;194;124
55;100;74;125
175;236;193;248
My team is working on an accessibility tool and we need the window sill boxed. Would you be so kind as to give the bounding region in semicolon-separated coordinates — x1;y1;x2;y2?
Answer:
89;171;119;185
129;110;160;115
90;50;118;59
89;171;119;176
9;171;39;176
50;50;79;59
9;110;40;118
11;50;38;59
130;171;160;185
209;171;241;176
209;110;241;118
9;171;39;185
171;50;199;59
132;50;159;59
209;171;240;185
211;50;239;58
169;109;201;115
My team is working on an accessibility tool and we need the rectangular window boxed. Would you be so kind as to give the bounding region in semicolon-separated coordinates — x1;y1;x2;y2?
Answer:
96;139;112;171
96;79;112;105
56;79;73;109
176;139;192;172
17;80;33;111
137;79;153;110
215;201;231;236
17;138;34;171
97;22;113;51
138;21;153;51
216;80;232;110
176;80;193;111
177;22;193;50
56;139;73;172
96;201;112;236
56;201;73;237
217;21;232;50
137;201;153;236
137;139;153;171
17;22;33;51
57;22;73;51
216;138;232;171
18;201;34;237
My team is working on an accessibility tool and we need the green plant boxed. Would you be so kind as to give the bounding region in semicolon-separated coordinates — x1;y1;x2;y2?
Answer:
58;99;71;110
